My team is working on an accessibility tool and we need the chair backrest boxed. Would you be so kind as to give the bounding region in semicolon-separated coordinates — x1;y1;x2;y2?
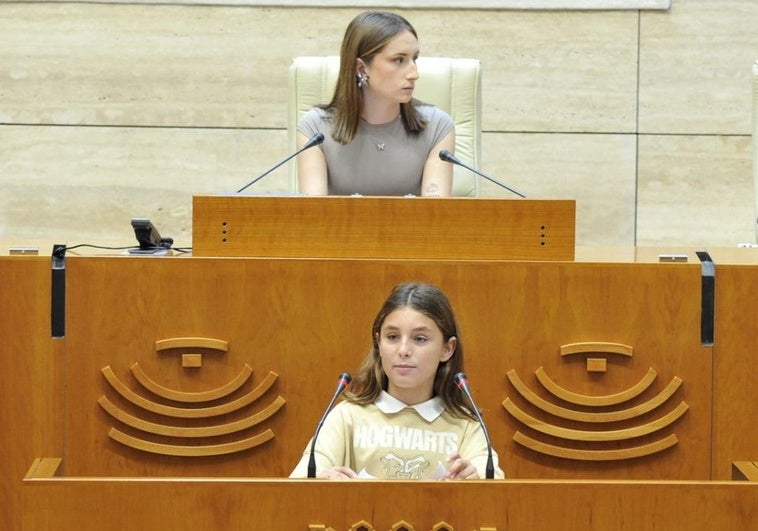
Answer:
753;60;758;242
288;56;482;197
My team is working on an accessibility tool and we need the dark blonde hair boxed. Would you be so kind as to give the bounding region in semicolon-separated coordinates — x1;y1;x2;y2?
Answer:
324;11;428;144
346;282;476;421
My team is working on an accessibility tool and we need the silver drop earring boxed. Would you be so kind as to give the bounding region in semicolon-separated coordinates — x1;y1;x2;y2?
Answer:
356;72;369;88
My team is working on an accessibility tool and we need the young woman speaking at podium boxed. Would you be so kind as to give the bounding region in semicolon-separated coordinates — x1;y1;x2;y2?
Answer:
290;283;504;480
296;11;456;197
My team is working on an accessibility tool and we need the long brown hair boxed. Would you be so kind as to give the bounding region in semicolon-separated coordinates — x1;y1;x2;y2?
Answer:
346;282;476;421
324;11;427;144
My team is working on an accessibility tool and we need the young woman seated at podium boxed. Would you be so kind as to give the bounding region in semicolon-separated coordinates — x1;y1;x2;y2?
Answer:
296;11;456;197
290;282;504;480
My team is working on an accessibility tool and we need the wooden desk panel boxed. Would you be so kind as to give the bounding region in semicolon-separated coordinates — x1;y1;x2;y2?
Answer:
0;257;64;531
192;195;576;260
22;476;758;531
5;252;758;529
714;264;758;478
61;256;709;480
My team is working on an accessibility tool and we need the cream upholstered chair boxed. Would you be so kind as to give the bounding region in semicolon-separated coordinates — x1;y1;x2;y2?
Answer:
753;60;758;242
288;56;482;197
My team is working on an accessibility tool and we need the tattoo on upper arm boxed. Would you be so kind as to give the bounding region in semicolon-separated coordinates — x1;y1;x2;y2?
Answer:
425;183;439;196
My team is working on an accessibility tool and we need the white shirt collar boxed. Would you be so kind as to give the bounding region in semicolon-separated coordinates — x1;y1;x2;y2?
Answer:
375;390;445;422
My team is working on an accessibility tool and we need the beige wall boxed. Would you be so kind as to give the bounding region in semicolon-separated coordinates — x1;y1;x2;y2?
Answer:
1;0;756;250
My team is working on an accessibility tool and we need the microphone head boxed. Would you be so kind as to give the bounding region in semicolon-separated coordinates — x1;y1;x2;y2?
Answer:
338;372;352;387
301;132;326;150
311;132;325;146
438;149;458;164
454;372;468;389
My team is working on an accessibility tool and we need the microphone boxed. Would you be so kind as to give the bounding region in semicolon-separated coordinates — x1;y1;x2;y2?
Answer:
236;132;325;193
307;372;352;478
439;150;526;198
454;372;495;479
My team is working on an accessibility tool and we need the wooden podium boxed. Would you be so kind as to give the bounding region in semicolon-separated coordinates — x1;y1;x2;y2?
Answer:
22;459;758;530
192;195;576;260
7;199;758;530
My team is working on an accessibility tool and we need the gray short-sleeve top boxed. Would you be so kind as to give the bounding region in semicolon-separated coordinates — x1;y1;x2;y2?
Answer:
297;103;455;196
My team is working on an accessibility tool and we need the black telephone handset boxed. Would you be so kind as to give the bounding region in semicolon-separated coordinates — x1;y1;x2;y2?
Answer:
130;218;173;254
